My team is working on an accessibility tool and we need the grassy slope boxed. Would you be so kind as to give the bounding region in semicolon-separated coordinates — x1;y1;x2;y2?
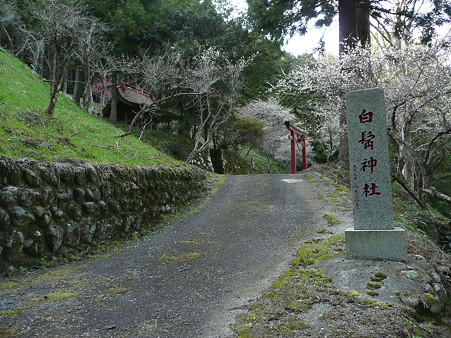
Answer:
0;48;180;167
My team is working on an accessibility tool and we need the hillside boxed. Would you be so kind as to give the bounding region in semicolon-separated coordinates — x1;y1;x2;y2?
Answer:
0;48;180;167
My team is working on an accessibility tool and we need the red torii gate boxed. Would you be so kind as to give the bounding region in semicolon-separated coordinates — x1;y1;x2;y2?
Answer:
284;121;308;174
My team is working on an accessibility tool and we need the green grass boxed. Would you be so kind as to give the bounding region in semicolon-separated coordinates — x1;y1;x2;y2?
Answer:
0;49;180;166
135;129;193;161
244;149;287;174
222;147;287;174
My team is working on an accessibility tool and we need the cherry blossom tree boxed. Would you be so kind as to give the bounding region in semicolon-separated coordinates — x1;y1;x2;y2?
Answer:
184;48;252;163
237;98;297;165
140;46;252;163
276;38;450;205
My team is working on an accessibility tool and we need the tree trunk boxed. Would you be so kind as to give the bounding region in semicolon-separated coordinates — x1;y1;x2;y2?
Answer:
62;65;69;94
109;73;118;122
422;188;451;205
339;0;370;51
337;99;349;162
339;0;357;53
338;1;356;162
34;41;44;77
392;172;427;209
46;60;69;116
356;0;371;46
82;61;93;114
73;66;84;105
82;82;93;114
210;148;225;174
337;0;370;162
51;53;57;87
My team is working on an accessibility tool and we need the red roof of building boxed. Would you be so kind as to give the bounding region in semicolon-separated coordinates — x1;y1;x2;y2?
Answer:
117;83;155;106
93;79;155;106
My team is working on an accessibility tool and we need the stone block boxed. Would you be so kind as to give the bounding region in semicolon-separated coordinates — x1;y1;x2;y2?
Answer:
22;168;41;187
18;188;40;207
0;186;19;206
23;230;44;256
73;167;87;185
33;206;52;226
82;202;98;214
45;225;63;252
345;227;406;261
0;207;10;226
59;168;75;183
38;165;58;186
10;206;36;227
73;188;85;202
4;230;24;258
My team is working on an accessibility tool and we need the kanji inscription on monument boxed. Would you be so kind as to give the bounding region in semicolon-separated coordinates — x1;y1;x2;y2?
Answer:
345;88;406;261
347;88;394;230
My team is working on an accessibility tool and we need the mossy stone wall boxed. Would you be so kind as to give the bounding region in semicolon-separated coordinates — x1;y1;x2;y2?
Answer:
0;158;207;273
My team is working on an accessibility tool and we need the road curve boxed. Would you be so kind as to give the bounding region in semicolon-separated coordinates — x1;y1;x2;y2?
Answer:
0;173;324;337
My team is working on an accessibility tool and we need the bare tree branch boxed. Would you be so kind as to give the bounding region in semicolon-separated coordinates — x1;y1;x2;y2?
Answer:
422;188;451;205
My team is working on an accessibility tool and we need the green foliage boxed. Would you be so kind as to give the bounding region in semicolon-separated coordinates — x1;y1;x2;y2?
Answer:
367;291;380;297
89;0;290;100
223;148;287;175
0;49;179;166
239;36;293;99
366;282;382;290
89;0;152;56
44;290;78;302
90;0;227;58
136;129;194;162
247;0;337;41
154;0;226;50
371;273;388;283
160;253;204;263
291;235;345;267
322;214;343;226
233;117;267;142
247;0;450;44
219;116;267;150
430;151;451;218
111;0;152;54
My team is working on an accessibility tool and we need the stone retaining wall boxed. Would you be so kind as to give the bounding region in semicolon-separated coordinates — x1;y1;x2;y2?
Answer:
0;158;208;274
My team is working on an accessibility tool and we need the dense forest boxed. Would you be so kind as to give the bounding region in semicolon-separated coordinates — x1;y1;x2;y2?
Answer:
0;1;450;220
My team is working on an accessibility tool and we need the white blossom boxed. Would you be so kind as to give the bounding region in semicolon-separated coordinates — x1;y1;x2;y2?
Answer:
238;98;297;163
276;37;450;202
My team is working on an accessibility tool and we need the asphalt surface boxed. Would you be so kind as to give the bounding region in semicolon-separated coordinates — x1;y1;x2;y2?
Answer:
0;173;325;337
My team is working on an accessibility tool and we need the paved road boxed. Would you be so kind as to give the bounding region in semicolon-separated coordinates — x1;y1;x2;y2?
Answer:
1;174;322;337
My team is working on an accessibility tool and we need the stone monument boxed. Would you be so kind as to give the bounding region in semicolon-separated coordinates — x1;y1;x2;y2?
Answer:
345;88;406;261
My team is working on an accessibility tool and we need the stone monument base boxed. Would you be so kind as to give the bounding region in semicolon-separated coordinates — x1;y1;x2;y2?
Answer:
345;227;407;261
